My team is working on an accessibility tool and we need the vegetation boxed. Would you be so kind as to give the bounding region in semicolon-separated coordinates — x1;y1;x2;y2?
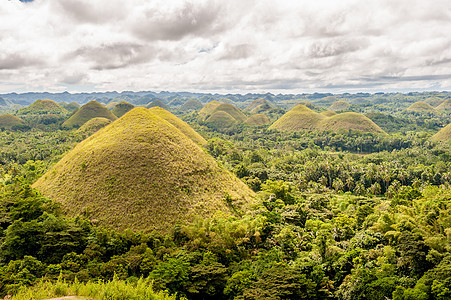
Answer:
436;99;451;112
63;101;117;128
147;100;169;110
61;101;81;113
0;114;25;129
0;91;450;299
180;99;204;112
245;98;274;114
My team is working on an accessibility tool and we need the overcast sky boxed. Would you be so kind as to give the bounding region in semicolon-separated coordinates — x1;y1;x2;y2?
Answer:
1;0;450;94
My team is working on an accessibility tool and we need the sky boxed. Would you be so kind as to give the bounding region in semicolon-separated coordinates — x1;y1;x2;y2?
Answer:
0;0;450;94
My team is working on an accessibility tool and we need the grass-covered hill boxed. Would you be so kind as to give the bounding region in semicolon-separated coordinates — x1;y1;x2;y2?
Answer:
61;101;81;113
329;100;351;111
149;107;207;146
205;111;237;128
269;104;326;131
180;99;204;111
319;112;385;133
62;100;117;128
406;101;436;112
112;101;134;118
0;114;25;129
320;110;337;117
425;96;446;107
33;107;254;233
431;123;451;142
244;114;271;126
199;100;223;117
18;99;68;115
76;117;112;135
270;104;385;133
245;99;274;114
436;99;451;112
146;100;169;110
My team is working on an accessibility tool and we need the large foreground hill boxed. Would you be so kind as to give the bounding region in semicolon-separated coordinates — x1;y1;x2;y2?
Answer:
33;107;254;232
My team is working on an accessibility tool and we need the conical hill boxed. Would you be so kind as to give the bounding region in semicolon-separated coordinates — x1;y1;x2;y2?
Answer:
320;111;337;117
62;100;117;128
244;114;271;126
149;107;207;145
205;111;237;128
329;100;350;111
0;114;25;129
269;104;326;131
245;99;274;113
199;101;222;117
431;124;451;142
319;112;385;133
112;101;135;118
146;100;169;110
181;99;204;111
18;99;68;115
62;102;81;113
76;117;112;135
33;107;254;233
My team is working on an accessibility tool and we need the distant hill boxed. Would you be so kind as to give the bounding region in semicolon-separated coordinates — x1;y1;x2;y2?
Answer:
245;99;274;113
269;104;326;131
200;101;247;128
0;114;25;129
212;103;247;122
105;102;119;110
76;117;112;135
436;99;451;112
199;101;222;117
146;100;169;110
62;101;81;113
297;101;315;110
329;100;351;111
149;107;207;145
431;124;451;142
269;104;385;133
319;112;385;133
0;98;7;106
112;101;134;118
33;107;254;233
18;99;68;115
62;100;117;128
244;114;271;126
181;99;204;111
406;101;436;112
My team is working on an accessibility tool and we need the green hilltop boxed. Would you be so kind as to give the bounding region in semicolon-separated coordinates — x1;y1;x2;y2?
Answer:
62;101;81;113
199;101;223;117
112;101;135;118
146;99;169;110
329;100;351;111
425;96;446;107
76;117;112;135
205;111;238;128
0;114;25;129
431;123;451;142
200;101;248;128
320;110;337;117
62;100;117;128
244;114;271;126
149;107;207;146
269;104;385;134
245;98;274;114
33;107;254;233
18;99;68;115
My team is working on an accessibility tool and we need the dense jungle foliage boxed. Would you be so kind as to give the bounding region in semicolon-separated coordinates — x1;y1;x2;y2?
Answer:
0;92;450;300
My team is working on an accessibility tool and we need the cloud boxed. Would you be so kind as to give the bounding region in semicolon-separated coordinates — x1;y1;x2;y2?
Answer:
0;0;449;93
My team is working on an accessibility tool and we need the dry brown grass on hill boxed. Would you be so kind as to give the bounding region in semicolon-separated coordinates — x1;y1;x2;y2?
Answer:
18;99;68;115
269;104;326;131
76;117;112;135
431;124;451;142
319;112;385;133
33;107;255;233
406;101;436;112
329;100;351;112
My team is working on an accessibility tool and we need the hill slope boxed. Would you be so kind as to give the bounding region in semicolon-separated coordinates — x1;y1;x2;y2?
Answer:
431;124;451;142
205;111;237;128
269;104;326;131
76;117;112;135
63;101;117;128
245;99;274;113
112;101;135;118
62;101;81;113
436;99;451;112
18;99;68;115
33;107;254;233
0;114;25;128
149;107;207;145
244;114;271;126
199;101;222;117
181;99;204;111
146;100;169;110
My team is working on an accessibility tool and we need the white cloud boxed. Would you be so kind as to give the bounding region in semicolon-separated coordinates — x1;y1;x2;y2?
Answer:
0;0;449;93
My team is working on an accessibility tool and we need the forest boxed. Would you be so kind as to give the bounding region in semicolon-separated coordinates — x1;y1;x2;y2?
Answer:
0;91;450;300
